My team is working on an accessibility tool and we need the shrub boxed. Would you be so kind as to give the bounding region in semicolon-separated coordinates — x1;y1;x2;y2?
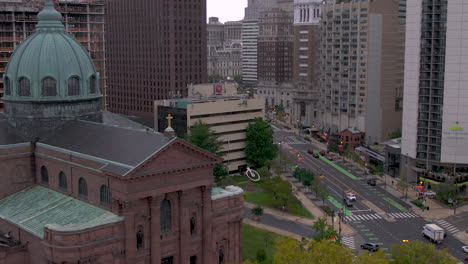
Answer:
255;248;267;262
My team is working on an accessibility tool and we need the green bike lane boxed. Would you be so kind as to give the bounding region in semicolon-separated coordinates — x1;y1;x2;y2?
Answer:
300;149;412;216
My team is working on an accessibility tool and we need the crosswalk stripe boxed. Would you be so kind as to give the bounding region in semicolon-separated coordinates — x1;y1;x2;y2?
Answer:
375;214;382;219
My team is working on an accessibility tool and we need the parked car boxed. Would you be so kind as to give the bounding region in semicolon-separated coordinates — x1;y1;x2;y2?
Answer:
360;242;379;252
307;149;314;154
425;190;436;198
367;178;377;186
346;192;357;201
462;245;468;253
320;150;327;156
327;155;334;161
313;153;320;158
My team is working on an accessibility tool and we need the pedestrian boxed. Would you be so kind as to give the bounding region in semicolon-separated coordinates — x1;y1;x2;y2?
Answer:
392;180;394;185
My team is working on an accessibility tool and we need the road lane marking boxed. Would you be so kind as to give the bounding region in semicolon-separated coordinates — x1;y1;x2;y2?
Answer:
326;195;352;216
316;153;360;180
383;197;409;212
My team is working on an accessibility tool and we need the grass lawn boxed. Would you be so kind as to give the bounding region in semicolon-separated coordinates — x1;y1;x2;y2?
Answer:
242;223;285;263
245;191;313;218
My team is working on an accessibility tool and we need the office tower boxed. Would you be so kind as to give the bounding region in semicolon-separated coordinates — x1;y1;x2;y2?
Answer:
290;0;322;127
0;0;106;112
207;18;242;79
242;0;278;84
105;0;207;120
401;0;468;183
256;8;294;110
318;0;404;143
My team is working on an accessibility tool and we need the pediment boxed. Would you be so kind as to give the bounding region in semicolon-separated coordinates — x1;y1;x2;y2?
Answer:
130;138;222;176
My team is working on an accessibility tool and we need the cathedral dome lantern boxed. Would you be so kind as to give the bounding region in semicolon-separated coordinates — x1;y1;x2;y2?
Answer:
2;0;100;103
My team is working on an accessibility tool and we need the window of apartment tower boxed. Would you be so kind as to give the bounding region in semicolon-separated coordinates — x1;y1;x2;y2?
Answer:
136;226;144;250
18;77;31;96
4;76;10;95
160;199;172;233
100;185;111;205
78;177;88;197
161;256;173;264
42;77;57;96
59;171;67;190
41;166;48;184
190;256;197;264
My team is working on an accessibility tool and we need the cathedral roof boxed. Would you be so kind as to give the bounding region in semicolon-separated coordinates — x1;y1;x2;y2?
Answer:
0;186;121;238
3;0;100;103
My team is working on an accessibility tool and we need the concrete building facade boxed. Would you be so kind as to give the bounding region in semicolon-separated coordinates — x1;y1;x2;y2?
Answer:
256;8;294;111
0;0;106;112
318;0;404;143
155;84;265;172
401;0;468;185
290;0;322;127
105;0;207;119
207;18;242;80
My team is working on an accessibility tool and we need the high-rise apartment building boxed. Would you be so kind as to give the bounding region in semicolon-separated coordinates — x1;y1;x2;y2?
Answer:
105;0;207;120
0;0;106;112
256;8;294;109
318;0;404;143
290;0;322;127
401;0;468;183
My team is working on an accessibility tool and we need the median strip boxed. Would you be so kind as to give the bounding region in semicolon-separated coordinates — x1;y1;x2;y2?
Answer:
316;152;360;180
383;197;409;212
270;124;281;131
326;195;352;216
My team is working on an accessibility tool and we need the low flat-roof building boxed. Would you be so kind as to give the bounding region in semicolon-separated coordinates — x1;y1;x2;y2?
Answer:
155;84;265;172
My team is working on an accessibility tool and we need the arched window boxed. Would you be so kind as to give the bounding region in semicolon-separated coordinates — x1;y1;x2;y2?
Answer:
160;199;172;234
78;177;88;197
136;226;144;250
18;77;31;96
190;216;196;236
59;171;67;190
67;76;80;96
218;247;224;264
89;75;97;94
100;185;111;205
4;76;11;95
42;77;57;96
41;166;48;184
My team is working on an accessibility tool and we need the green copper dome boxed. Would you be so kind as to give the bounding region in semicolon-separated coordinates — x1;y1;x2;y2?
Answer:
2;0;100;102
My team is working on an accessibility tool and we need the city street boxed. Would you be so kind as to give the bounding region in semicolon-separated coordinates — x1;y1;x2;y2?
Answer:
272;128;468;261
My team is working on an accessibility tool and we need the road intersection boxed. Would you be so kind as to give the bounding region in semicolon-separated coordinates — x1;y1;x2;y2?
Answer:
269;129;468;261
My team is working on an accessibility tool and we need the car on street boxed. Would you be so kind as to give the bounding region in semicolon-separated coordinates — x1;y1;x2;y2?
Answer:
307;149;314;154
320;150;327;156
343;198;354;207
360;242;379;252
326;155;334;161
462;245;468;253
313;153;320;158
367;178;376;186
346;192;357;201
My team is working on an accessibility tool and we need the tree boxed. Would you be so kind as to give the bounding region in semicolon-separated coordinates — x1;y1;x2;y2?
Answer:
327;140;339;153
390;129;402;139
391;240;458;264
317;186;329;205
433;183;461;204
232;74;242;83
263;177;295;210
354;250;390;264
312;218;340;243
397;173;411;200
256;248;267;263
245;118;277;168
243;260;260;264
186;121;226;183
273;238;353;264
251;206;264;218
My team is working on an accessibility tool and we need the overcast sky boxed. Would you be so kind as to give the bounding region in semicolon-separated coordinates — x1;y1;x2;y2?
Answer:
207;0;247;23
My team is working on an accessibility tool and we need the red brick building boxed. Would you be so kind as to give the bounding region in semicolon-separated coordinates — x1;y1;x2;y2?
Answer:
0;2;242;263
339;128;365;148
